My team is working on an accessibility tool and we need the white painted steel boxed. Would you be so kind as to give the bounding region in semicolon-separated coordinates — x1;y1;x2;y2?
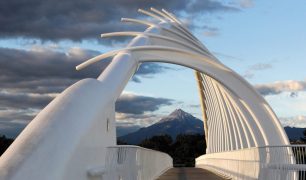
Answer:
0;79;118;180
196;145;306;180
138;9;165;22
88;146;172;180
0;8;299;180
100;31;210;56
0;19;154;180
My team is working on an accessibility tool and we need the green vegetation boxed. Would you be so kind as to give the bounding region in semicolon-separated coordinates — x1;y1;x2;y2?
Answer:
301;129;306;142
135;134;206;167
0;135;14;156
1;133;206;167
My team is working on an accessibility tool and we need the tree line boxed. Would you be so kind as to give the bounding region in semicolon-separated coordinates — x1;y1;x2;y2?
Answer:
118;133;206;167
0;135;14;156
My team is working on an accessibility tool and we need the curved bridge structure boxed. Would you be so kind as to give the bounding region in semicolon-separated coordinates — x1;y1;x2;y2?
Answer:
0;8;305;180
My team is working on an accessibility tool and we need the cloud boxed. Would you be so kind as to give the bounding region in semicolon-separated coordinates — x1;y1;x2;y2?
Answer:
243;63;272;79
0;0;247;137
0;47;103;84
133;63;175;82
189;104;201;108
0;46;110;97
0;109;36;137
0;47;174;137
249;63;273;71
0;91;55;109
280;115;306;128
0;120;27;138
116;93;174;114
239;0;254;8
0;0;238;41
116;112;163;127
136;63;171;76
255;79;306;96
115;92;176;129
0;92;173;137
0;47;173;93
201;25;219;37
185;0;238;13
0;109;35;123
0;46;176;93
203;26;219;37
203;30;219;37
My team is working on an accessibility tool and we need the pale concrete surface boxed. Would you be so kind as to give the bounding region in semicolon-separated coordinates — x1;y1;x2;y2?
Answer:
157;168;228;180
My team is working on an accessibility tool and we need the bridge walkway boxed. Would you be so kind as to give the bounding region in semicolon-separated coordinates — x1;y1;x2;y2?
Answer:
157;167;228;180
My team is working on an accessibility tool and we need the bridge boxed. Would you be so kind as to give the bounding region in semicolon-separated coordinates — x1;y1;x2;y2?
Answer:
157;167;226;180
0;8;305;180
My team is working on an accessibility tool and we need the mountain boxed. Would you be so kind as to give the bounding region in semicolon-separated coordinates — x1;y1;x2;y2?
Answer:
284;126;306;140
116;125;141;137
117;109;306;144
119;109;204;144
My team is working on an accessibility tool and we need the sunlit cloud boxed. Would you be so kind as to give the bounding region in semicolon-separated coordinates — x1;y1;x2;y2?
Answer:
255;79;306;96
280;115;306;128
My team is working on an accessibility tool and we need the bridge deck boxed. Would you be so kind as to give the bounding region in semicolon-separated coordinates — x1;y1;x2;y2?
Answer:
157;168;227;180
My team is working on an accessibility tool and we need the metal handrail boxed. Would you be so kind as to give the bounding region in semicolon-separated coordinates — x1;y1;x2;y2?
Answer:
197;145;306;180
103;145;173;180
107;145;171;157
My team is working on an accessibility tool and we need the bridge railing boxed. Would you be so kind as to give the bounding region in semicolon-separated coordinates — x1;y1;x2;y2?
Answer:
196;145;306;180
97;145;172;180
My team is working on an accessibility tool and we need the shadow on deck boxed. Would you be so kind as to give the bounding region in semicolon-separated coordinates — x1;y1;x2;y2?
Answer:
156;167;228;180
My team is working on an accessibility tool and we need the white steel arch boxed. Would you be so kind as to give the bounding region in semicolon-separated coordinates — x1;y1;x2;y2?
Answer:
76;10;289;148
0;8;300;180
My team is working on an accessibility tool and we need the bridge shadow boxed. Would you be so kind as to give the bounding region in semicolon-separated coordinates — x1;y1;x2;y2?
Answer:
157;167;228;180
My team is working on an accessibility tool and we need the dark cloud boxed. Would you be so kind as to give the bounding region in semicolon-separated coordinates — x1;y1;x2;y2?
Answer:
290;92;298;98
255;80;306;96
0;91;54;109
116;93;173;114
0;121;27;138
0;46;111;100
0;47;104;84
0;47;174;93
0;109;34;138
0;0;238;41
0;92;173;137
0;46;174;111
132;63;175;82
0;0;240;137
131;76;142;83
185;0;237;13
136;63;170;75
0;46;174;136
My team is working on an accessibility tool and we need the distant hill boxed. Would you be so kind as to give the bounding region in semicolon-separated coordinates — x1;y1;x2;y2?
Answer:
284;126;306;141
119;109;204;144
116;125;141;137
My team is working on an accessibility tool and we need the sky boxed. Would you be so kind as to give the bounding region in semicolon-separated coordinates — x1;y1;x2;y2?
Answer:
0;0;305;138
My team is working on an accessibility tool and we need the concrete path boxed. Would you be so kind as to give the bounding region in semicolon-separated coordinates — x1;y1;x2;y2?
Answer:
156;168;228;180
